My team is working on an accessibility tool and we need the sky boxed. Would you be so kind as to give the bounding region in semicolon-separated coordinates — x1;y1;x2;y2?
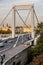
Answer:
0;0;43;26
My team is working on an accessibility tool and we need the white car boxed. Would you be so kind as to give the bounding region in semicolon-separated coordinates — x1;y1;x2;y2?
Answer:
0;42;4;47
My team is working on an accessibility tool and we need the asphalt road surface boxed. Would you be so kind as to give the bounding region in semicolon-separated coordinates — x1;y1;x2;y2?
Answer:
0;34;31;52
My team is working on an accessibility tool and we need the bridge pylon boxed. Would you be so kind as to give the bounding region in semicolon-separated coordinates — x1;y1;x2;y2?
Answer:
31;5;35;39
12;5;35;38
12;7;16;38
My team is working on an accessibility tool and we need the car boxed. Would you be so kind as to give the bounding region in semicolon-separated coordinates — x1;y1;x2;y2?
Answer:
24;41;30;46
0;42;4;47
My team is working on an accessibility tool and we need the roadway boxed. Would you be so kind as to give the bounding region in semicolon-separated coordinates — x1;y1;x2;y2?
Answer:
0;34;30;52
0;33;31;65
0;37;18;52
1;43;31;65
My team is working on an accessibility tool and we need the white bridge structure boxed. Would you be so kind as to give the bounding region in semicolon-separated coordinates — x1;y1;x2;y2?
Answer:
12;5;35;38
0;4;39;38
0;5;39;65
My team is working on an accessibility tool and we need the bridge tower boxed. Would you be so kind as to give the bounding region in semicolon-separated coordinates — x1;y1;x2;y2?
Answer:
12;5;35;38
12;7;16;38
31;5;34;39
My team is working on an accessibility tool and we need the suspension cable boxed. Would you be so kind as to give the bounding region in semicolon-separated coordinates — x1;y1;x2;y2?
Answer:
34;9;39;23
24;11;30;24
0;8;13;26
16;10;30;28
15;10;31;45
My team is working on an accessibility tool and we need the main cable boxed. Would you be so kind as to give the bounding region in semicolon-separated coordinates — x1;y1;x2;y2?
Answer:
34;9;39;23
0;8;13;26
16;10;30;28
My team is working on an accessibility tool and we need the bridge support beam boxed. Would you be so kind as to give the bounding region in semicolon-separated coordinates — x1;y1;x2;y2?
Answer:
12;7;15;38
31;6;35;39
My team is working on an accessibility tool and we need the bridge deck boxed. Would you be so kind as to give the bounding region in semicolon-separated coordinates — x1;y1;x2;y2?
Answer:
0;34;32;65
1;43;31;65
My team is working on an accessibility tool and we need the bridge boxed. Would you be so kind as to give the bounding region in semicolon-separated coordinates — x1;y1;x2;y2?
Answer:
0;4;39;65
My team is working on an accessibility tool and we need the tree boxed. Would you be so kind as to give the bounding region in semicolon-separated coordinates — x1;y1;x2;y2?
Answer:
27;22;43;65
6;28;12;34
30;22;43;56
35;22;43;34
35;22;43;53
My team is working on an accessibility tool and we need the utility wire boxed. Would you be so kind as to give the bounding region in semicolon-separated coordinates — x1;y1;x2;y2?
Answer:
24;11;30;24
15;10;31;46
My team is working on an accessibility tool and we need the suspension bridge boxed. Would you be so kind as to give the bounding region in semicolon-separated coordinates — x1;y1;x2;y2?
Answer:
0;4;39;65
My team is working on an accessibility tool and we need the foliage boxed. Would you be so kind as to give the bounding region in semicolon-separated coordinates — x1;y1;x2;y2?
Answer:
28;53;43;65
0;29;12;34
29;22;43;60
36;31;43;53
28;31;43;65
30;32;43;57
26;22;43;65
35;22;43;34
33;22;43;55
6;29;12;34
